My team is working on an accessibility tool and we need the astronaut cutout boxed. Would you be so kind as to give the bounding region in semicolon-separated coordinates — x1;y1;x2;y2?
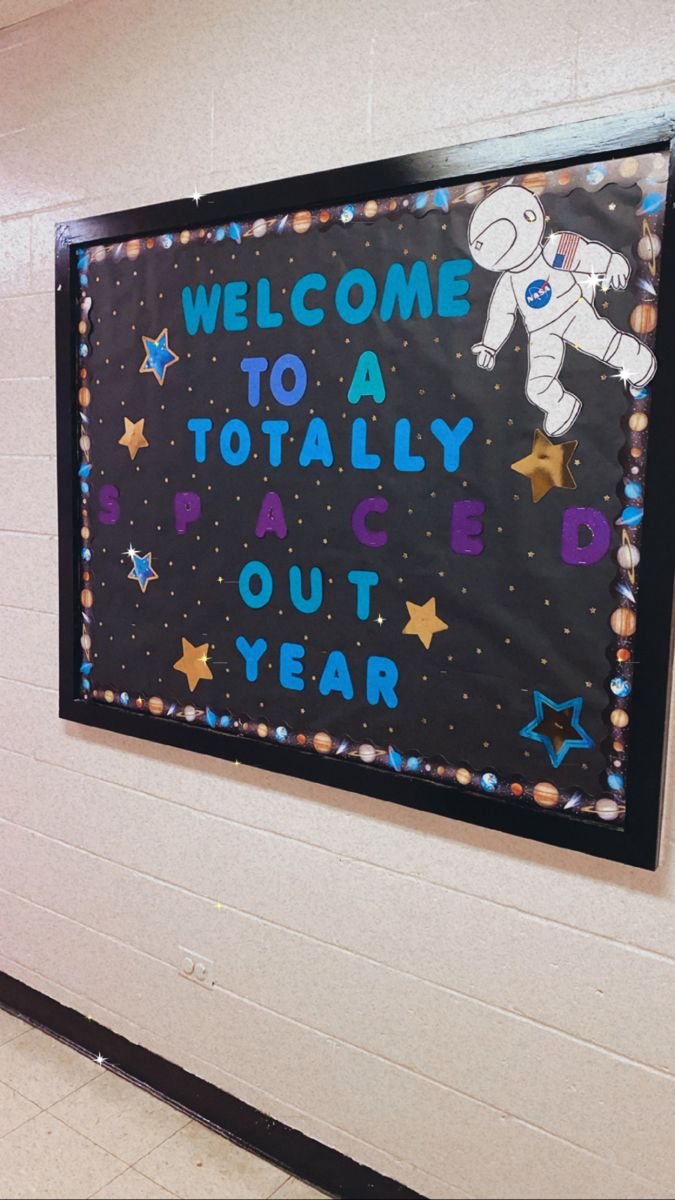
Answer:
467;185;656;437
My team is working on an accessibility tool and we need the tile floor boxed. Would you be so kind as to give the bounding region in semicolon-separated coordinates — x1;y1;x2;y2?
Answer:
0;1008;329;1199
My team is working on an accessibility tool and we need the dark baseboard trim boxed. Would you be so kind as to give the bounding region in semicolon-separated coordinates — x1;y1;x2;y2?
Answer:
0;971;423;1199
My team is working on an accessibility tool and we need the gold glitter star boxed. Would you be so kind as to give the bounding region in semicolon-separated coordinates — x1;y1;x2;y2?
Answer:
511;428;577;503
173;637;213;692
118;417;148;461
402;597;448;650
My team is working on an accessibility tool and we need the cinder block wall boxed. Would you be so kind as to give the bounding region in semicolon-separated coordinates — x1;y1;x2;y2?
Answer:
1;2;674;1196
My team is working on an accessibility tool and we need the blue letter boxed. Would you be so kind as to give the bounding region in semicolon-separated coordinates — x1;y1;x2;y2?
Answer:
366;656;399;708
187;417;212;463
261;419;289;467
256;278;283;329
351;417;381;469
394;419;425;472
219;419;251;466
430;417;474;472
235;635;266;682
347;569;379;619
241;357;268;408
437;259;472;317
280;642;305;691
335;268;377;325
270;353;307;407
291;273;326;326
299;417;334;467
238;560;273;609
289;565;323;613
380;261;433;322
348;350;386;405
182;284;222;335
223;280;248;330
319;651;354;701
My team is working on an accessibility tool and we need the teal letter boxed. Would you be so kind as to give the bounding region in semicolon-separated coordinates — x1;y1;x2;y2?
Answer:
223;280;249;330
348;350;386;405
319;650;354;701
219;419;251;466
347;569;379;619
261;419;289;467
393;419;425;471
235;635;266;682
291;273;326;326
299;417;334;467
366;656;399;708
280;642;305;691
187;417;212;462
380;261;433;322
182;284;222;335
289;564;323;613
437;259;472;317
335;268;377;325
430;417;474;472
256;278;283;328
351;417;381;469
238;560;273;609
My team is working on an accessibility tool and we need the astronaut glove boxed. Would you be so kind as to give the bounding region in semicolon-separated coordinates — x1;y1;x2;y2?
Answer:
605;251;630;291
471;342;496;370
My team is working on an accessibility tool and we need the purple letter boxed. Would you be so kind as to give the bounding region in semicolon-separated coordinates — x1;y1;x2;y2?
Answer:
98;484;120;526
352;496;389;547
174;491;201;535
255;490;287;539
451;499;485;556
561;507;611;565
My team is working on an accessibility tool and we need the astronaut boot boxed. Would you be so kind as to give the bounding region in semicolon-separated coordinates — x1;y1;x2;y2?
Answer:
541;391;582;438
607;333;657;391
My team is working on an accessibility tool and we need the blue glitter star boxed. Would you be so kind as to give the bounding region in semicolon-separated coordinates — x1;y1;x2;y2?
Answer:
127;551;159;594
520;691;594;769
139;327;179;386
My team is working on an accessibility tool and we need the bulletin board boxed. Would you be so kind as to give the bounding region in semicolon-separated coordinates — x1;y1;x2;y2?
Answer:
56;113;675;868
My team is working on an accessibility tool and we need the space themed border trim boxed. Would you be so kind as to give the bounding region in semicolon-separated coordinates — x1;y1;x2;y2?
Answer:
55;109;675;869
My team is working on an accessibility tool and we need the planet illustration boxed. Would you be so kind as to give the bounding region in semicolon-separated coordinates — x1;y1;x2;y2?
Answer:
455;767;472;786
406;757;421;772
313;731;332;754
148;696;164;715
610;677;631;698
637;192;665;216
387;199;397;212
179;230;190;245
120;692;129;705
617;542;640;571
80;633;91;651
275;726;288;741
184;705;197;722
586;164;606;186
610;709;629;728
297;733;307;745
557;169;571;187
595;797;620;821
510;781;524;797
79;435;90;453
80;588;93;608
79;387;91;407
522;172;547;194
480;772;498;792
637;226;661;273
630;447;642;459
606;772;624;791
616;647;631;663
292;210;312;234
610;607;636;637
104;689;114;703
340;204;355;224
359;742;376;763
629;412;648;432
363;199;378;219
533;781;559;808
318;209;331;224
463;182;485;205
257;722;269;738
624;481;642;500
619;157;638;178
630;303;657;334
651;153;669;182
126;239;141;260
252;219;267;238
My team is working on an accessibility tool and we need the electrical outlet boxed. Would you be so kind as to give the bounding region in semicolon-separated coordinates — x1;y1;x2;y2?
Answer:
178;946;214;989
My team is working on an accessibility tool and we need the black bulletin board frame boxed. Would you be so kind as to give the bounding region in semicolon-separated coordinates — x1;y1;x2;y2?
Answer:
56;110;675;870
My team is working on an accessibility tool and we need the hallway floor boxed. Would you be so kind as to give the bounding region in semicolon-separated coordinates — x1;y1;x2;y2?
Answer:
0;1008;328;1199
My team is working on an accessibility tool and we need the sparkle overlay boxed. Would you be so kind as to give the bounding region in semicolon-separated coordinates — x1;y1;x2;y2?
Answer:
74;150;667;828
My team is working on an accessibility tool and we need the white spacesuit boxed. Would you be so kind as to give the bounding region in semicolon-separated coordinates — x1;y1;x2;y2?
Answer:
467;185;656;437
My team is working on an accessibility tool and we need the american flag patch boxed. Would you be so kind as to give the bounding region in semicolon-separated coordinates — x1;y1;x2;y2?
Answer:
553;231;580;270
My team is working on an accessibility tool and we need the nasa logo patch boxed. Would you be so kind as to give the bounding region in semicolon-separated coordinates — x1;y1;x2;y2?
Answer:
525;278;552;309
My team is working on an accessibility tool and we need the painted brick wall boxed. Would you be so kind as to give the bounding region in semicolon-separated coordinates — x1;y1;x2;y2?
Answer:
1;2;674;1196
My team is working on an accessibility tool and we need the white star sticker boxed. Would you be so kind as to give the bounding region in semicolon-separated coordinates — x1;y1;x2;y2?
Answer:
95;1053;107;1066
191;188;202;205
374;613;386;626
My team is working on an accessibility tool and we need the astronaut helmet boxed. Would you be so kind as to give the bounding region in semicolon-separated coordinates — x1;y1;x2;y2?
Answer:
468;185;545;272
